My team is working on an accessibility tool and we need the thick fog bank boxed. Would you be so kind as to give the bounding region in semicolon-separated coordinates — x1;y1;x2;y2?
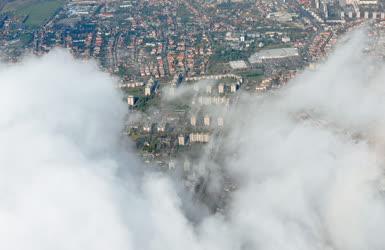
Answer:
1;29;385;250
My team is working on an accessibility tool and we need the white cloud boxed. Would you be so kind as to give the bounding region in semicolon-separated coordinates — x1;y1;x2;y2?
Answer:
221;29;385;250
0;50;198;250
1;28;385;250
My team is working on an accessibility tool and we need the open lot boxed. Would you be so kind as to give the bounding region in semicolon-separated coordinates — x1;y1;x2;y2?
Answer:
1;0;64;27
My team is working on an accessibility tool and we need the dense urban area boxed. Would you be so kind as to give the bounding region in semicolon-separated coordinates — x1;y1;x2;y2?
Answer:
2;0;385;209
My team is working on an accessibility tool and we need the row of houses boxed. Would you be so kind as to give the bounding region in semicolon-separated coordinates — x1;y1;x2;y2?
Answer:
190;115;224;127
118;81;145;89
185;73;242;82
341;11;385;20
178;133;210;145
192;96;230;106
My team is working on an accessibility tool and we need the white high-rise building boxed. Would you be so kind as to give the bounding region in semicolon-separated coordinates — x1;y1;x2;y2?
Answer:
315;0;320;9
191;116;197;126
204;115;211;126
218;83;224;94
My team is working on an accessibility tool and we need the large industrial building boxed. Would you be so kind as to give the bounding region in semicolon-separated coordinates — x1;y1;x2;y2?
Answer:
248;48;300;64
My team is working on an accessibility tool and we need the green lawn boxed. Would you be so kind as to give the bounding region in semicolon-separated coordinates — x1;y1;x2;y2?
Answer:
124;86;145;97
240;70;264;82
2;0;64;27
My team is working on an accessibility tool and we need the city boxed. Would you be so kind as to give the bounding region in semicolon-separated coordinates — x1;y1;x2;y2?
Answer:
2;0;385;206
1;0;385;249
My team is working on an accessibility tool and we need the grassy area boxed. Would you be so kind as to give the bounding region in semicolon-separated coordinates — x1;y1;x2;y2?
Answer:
211;47;249;63
240;70;264;82
136;96;160;112
124;86;145;97
259;43;292;51
2;0;64;27
19;32;34;44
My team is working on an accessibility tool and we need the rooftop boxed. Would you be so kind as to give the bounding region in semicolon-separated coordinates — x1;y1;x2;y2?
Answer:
249;48;299;64
229;60;248;69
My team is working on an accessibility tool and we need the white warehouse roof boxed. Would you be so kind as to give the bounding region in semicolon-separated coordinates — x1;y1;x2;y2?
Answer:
229;60;248;69
249;47;299;64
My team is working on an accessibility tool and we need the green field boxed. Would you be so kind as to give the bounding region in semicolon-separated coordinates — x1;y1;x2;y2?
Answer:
2;0;64;27
240;70;264;82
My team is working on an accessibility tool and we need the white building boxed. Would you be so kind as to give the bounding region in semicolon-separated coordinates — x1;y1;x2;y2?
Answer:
217;117;224;127
191;116;197;126
204;115;211;126
358;0;378;4
127;95;137;106
218;83;224;94
230;83;239;93
189;133;210;143
229;60;248;70
178;135;187;146
249;48;299;64
144;86;152;96
206;85;212;94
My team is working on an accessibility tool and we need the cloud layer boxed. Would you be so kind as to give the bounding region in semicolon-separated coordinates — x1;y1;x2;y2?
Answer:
222;29;385;250
0;50;197;250
1;29;385;250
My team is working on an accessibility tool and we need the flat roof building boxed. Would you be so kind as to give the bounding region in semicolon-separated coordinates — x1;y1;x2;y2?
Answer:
249;48;299;64
191;116;197;126
127;95;138;106
204;115;210;127
178;135;188;146
229;60;248;70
